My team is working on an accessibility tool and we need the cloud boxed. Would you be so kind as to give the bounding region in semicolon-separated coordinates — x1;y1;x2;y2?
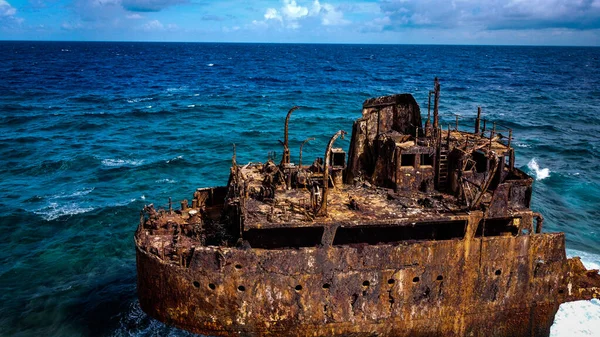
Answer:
360;15;391;33
378;0;465;29
71;0;122;22
281;0;308;20
0;0;24;27
376;0;600;31
141;19;177;31
255;0;349;29
486;0;600;30
65;0;188;32
61;21;83;30
121;0;188;12
0;0;16;17
316;2;349;26
264;8;282;22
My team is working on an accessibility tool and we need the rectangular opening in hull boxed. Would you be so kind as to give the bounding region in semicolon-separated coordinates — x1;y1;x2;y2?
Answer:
475;218;519;237
420;153;433;167
332;221;467;246
401;154;416;168
244;227;324;249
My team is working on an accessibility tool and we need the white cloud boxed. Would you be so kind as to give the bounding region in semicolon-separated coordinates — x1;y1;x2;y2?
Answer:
377;0;600;31
126;13;143;19
255;0;349;29
264;8;282;21
61;21;83;30
282;0;308;20
251;19;268;28
0;0;16;17
319;2;349;26
141;19;177;31
143;19;163;30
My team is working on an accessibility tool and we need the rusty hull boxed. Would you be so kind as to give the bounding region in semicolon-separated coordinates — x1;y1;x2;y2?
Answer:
135;79;600;336
136;226;598;337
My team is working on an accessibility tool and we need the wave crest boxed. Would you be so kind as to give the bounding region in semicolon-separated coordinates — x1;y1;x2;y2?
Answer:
101;158;145;168
34;202;95;221
527;158;550;181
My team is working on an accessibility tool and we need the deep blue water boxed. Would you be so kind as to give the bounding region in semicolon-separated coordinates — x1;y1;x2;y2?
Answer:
1;42;600;336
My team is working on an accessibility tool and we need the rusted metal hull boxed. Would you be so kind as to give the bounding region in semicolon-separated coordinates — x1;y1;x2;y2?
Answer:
136;232;568;337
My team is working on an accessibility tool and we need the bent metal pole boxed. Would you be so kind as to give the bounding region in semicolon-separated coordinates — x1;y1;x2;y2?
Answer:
317;130;346;217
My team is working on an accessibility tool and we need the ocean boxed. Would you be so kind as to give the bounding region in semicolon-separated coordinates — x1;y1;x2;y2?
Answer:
0;41;599;336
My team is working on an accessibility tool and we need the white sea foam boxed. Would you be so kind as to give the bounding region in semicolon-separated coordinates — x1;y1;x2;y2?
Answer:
50;187;95;199
34;202;95;221
552;299;600;336
110;301;194;337
527;158;550;180
140;195;146;200
550;249;600;336
207;63;214;67
111;198;137;207
516;143;531;148
166;86;188;92
187;104;195;108
166;155;183;164
101;158;144;167
127;97;153;103
155;178;177;184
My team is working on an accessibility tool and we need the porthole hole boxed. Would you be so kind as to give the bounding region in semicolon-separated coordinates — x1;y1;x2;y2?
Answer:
193;281;200;288
495;269;502;276
208;283;216;290
387;279;395;285
295;285;303;291
235;264;242;269
558;289;564;294
322;283;330;289
412;276;420;283
237;285;245;292
436;275;443;281
362;280;370;287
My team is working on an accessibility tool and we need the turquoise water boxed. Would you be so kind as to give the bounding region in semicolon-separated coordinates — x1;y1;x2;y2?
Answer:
0;42;599;336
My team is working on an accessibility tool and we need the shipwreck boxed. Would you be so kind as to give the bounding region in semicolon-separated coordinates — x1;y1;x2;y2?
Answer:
135;78;600;336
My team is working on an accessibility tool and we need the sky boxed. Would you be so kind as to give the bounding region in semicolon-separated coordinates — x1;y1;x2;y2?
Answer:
1;0;599;45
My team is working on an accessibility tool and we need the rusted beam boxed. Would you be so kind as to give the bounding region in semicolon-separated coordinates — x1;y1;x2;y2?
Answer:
317;130;346;217
281;106;299;166
299;137;315;168
433;77;440;131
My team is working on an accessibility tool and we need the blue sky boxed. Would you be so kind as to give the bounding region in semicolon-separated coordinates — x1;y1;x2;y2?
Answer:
1;0;599;45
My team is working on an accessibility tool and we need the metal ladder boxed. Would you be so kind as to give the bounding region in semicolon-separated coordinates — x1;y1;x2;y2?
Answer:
438;148;449;190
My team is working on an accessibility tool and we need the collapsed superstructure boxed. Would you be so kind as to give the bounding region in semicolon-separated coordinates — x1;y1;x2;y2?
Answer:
135;79;600;337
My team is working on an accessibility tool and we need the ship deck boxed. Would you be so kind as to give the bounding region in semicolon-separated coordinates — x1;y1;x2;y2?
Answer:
241;164;471;230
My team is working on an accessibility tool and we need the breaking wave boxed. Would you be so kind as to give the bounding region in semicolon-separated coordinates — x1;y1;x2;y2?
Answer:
110;301;195;337
155;178;177;184
552;300;600;337
34;202;95;221
527;158;550;180
101;158;145;168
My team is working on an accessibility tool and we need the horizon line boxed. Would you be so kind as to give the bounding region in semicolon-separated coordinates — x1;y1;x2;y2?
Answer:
1;39;599;48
